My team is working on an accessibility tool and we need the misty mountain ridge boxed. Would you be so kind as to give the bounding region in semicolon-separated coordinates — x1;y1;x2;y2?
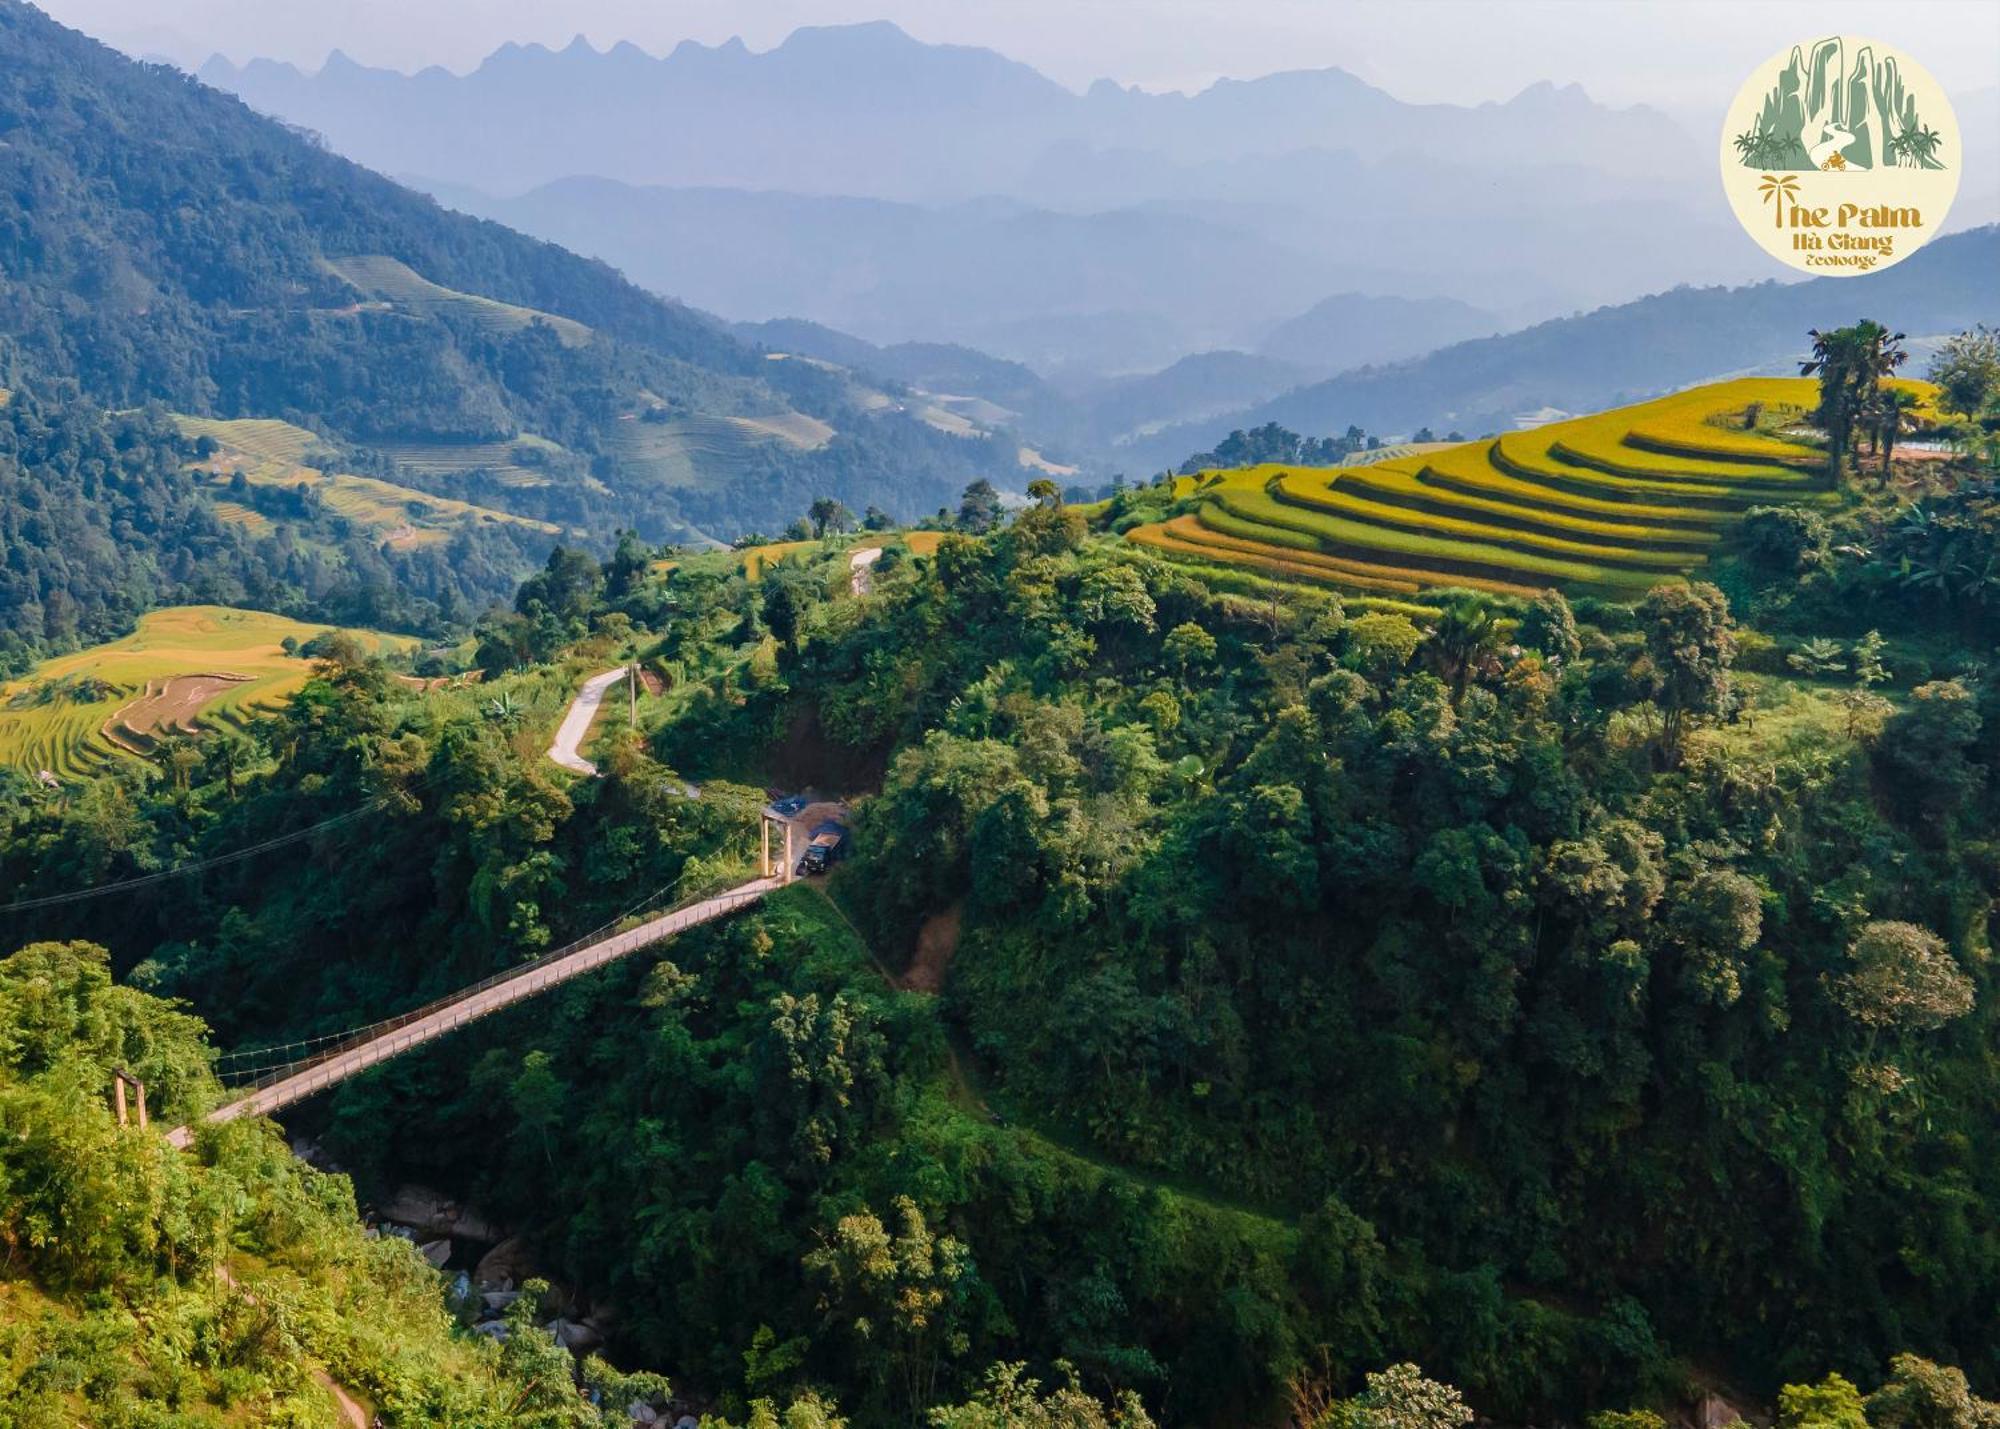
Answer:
200;22;1693;202
200;18;1897;389
1127;224;2000;472
408;155;1754;375
1257;293;1500;372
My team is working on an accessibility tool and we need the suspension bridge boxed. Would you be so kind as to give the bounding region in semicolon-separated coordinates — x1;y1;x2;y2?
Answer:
168;868;787;1147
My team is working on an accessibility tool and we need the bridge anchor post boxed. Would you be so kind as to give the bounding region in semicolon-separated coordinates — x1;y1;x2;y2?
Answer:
112;1069;148;1128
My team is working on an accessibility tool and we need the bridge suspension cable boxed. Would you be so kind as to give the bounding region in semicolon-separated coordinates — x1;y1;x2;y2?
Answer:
212;877;687;1084
0;778;435;916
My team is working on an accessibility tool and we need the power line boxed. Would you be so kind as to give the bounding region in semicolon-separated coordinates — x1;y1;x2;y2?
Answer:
212;877;685;1080
0;781;430;915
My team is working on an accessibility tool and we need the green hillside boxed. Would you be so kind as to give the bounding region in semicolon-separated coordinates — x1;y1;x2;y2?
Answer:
0;0;1030;557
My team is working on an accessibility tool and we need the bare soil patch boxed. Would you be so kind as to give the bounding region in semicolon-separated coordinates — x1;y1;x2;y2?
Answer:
901;903;963;993
106;673;251;748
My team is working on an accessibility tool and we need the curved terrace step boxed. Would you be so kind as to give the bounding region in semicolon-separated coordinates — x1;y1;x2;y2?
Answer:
1333;468;1720;552
1263;475;1701;573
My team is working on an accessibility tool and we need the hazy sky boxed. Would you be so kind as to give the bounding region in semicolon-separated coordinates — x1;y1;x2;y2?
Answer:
39;0;2000;115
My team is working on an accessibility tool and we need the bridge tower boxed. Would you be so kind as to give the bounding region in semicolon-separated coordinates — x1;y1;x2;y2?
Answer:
111;1069;148;1128
761;812;794;882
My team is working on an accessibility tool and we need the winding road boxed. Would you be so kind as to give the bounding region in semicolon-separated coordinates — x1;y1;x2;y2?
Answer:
849;546;883;595
546;665;628;774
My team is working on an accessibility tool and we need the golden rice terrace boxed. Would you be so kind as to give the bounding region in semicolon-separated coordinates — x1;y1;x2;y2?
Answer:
1128;378;1930;598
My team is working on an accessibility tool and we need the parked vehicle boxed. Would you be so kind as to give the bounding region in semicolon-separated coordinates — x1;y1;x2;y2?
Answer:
795;821;848;876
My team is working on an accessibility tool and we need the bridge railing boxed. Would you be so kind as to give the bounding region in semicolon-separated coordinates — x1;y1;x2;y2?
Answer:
225;878;775;1094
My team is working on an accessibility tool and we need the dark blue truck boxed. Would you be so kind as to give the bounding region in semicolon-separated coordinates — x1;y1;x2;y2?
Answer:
796;820;848;877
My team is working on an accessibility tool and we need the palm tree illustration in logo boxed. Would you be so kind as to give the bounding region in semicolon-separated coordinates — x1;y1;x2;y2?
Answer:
1759;173;1799;229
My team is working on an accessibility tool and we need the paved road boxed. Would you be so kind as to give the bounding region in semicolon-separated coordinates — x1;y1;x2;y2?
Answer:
546;665;627;774
850;546;883;595
168;877;780;1147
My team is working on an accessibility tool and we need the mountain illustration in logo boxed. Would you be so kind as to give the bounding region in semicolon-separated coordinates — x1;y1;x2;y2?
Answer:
1731;37;1947;172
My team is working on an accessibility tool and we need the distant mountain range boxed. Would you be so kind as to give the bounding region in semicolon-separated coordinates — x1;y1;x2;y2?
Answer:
194;22;1808;372
1255;293;1499;372
729;319;1312;458
1123;224;2000;472
734;224;1999;481
199;24;1695;202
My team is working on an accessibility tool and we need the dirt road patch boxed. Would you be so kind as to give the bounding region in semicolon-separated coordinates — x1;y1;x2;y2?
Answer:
901;903;962;993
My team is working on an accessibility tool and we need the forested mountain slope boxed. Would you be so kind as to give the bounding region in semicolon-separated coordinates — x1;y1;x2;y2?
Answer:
13;518;2000;1424
0;1;1019;555
0;385;545;666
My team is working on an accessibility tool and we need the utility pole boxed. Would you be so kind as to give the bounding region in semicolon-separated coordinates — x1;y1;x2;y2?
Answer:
628;663;638;729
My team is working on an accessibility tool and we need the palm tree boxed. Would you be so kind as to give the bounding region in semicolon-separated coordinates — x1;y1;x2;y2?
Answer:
1860;321;1910;385
1802;326;1864;474
1802;322;1907;479
1889;123;1944;168
1870;387;1924;480
1759;173;1799;229
1738;127;1793;168
1423;597;1503;706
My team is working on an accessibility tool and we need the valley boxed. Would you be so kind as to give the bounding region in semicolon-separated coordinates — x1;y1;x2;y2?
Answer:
3;1;2000;1426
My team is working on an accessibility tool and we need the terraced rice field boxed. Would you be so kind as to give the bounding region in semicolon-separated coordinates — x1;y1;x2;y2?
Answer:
733;412;835;449
1126;378;1932;599
612;412;834;490
210;500;273;535
322;255;593;348
179;416;561;546
378;435;572;489
0;607;412;780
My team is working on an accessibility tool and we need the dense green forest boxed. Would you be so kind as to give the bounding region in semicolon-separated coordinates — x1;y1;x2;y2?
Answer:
7;450;2000;1420
0;0;1033;559
0;946;1161;1425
